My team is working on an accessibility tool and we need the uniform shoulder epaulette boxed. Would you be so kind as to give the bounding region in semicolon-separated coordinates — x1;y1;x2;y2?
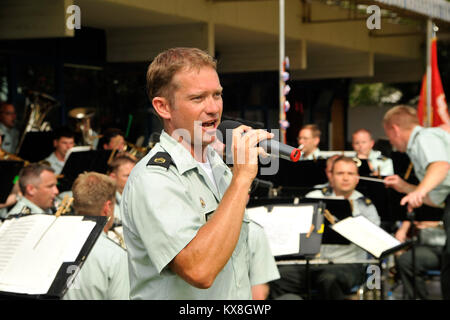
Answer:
19;206;31;215
146;152;174;170
362;197;372;206
377;155;388;161
321;187;331;196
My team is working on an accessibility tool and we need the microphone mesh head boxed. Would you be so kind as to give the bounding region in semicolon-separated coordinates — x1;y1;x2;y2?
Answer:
216;120;242;145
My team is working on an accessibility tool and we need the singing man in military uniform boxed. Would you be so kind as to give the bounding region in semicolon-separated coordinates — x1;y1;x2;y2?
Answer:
352;128;394;176
121;47;273;299
270;156;380;300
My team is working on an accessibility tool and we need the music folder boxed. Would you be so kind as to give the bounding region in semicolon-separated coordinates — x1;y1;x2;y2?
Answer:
331;215;411;259
0;213;107;299
246;201;324;260
0;160;24;204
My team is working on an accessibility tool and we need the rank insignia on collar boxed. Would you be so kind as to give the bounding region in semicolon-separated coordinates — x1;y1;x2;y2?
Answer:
200;197;206;208
364;197;372;205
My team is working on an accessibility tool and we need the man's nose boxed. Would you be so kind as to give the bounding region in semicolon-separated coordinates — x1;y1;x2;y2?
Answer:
204;96;221;114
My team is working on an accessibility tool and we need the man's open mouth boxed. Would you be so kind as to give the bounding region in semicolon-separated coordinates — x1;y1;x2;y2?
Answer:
202;120;217;129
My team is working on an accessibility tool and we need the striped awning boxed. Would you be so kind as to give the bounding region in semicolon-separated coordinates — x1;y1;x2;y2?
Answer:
374;0;450;23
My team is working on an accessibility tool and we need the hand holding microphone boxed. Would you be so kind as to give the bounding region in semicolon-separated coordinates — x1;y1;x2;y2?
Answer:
217;120;302;163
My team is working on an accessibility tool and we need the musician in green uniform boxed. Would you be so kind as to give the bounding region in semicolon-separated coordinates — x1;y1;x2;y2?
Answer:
121;47;272;299
7;163;59;217
270;156;380;300
64;172;129;300
383;105;450;299
297;124;321;160
352;128;394;176
0;102;19;154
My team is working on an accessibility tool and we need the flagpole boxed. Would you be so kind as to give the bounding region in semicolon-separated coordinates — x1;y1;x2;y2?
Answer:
279;0;286;143
426;19;433;128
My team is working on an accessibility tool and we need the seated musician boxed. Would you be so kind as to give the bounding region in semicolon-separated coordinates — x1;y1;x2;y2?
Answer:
63;172;129;300
7;163;59;216
107;154;137;225
98;128;126;152
297;124;322;160
0;102;19;154
44;126;75;175
269;156;380;300
352;128;394;176
394;219;446;300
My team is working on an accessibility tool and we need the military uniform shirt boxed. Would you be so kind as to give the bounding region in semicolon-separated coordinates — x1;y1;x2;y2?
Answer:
300;147;321;161
63;232;129;300
406;126;450;206
45;152;65;175
0;123;19;154
248;220;280;286
305;188;380;262
7;196;51;217
367;150;394;176
121;130;252;300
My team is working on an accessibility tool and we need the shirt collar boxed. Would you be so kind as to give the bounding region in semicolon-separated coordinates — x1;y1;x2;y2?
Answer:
369;149;381;159
406;125;423;154
21;197;47;214
330;189;363;200
158;130;204;175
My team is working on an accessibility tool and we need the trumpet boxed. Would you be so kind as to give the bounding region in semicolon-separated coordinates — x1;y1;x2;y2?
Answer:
0;148;30;166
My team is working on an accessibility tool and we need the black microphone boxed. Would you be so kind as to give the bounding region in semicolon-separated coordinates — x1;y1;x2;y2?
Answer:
216;120;302;162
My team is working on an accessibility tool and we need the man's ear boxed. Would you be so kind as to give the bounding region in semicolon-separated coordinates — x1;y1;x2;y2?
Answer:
26;184;36;197
101;200;112;217
53;139;58;148
314;137;320;147
152;97;171;120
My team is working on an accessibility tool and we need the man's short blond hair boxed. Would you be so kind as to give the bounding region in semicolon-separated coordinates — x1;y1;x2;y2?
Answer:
331;156;358;173
72;172;116;216
300;124;321;138
146;47;217;105
383;105;419;129
352;128;373;140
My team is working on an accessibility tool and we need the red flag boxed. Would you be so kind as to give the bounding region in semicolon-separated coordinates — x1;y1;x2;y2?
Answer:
417;38;450;127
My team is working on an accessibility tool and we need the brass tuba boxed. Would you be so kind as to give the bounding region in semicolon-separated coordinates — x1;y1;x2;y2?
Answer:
16;90;59;154
68;107;98;147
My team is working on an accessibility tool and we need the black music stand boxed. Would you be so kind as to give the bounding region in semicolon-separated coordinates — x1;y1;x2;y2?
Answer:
58;149;113;192
0;160;24;205
258;158;328;188
301;197;353;245
17;132;54;163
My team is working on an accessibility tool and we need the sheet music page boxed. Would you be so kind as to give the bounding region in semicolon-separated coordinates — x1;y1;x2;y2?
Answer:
247;205;314;256
0;214;96;295
331;215;401;258
0;214;55;281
